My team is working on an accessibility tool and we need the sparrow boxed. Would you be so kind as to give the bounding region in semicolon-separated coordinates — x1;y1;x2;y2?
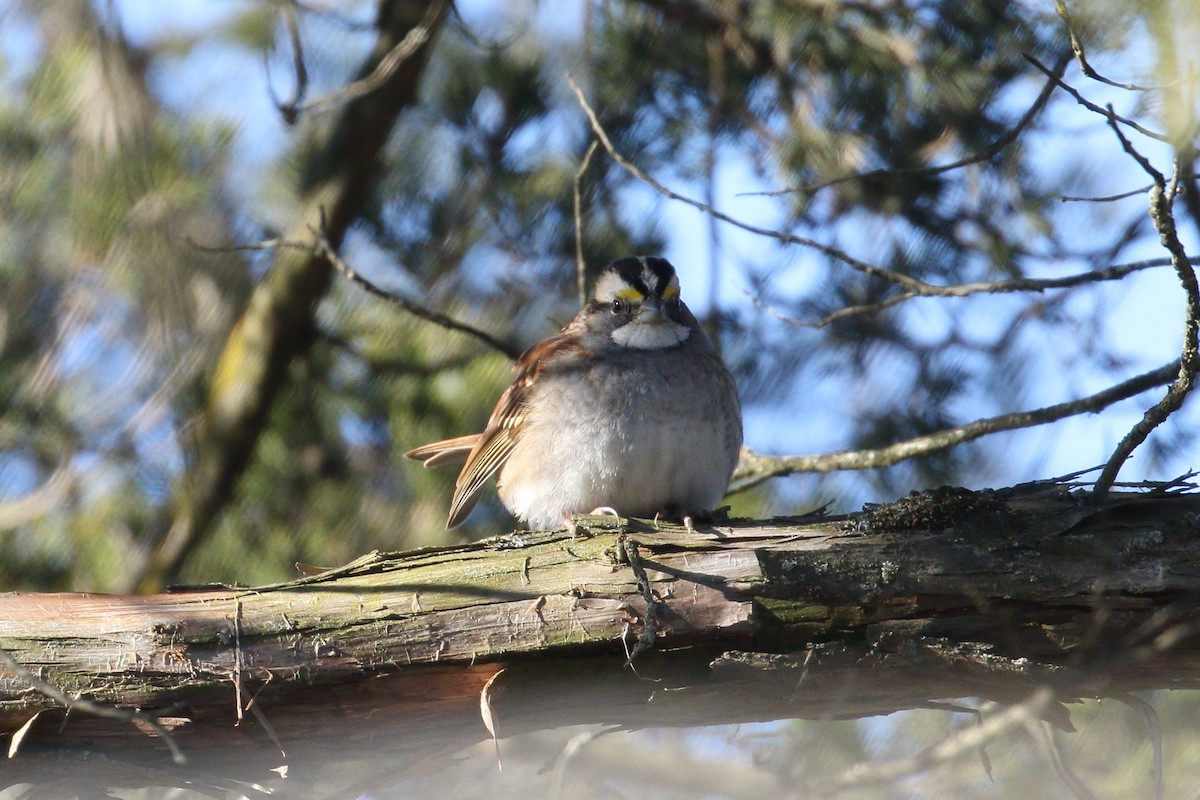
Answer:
406;256;742;530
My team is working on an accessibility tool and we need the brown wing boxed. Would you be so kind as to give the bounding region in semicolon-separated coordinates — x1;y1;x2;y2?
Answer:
441;333;583;529
404;434;481;469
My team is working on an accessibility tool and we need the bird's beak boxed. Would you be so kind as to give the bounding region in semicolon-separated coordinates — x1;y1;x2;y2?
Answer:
636;301;667;324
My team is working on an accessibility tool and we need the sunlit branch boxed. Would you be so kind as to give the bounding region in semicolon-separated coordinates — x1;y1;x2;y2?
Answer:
729;360;1180;493
564;73;928;293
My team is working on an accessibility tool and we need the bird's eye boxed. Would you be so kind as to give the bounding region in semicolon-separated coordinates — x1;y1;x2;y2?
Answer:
610;298;628;315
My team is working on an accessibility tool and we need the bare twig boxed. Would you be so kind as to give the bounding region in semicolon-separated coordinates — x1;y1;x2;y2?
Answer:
282;0;444;119
448;2;528;51
619;534;660;663
191;231;522;359
186;235;289;255
753;256;1178;329
0;647;187;765
1102;105;1164;184
1024;54;1169;143
574;140;599;307
730;361;1180;493
1057;184;1155;203
1094;158;1200;498
308;223;523;360
1055;0;1157;92
752;52;1070;198
267;0;309;125
233;599;244;723
564;73;928;293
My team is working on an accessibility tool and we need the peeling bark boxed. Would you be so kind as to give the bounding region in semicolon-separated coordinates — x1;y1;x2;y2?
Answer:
3;487;1200;783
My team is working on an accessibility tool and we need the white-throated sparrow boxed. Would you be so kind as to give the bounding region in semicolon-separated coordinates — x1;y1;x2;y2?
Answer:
406;256;742;530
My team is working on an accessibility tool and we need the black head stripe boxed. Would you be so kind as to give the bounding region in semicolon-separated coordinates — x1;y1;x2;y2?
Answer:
641;257;676;297
602;255;677;299
606;256;651;297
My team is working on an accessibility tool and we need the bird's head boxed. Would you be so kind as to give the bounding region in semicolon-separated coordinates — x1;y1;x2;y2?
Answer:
589;256;692;349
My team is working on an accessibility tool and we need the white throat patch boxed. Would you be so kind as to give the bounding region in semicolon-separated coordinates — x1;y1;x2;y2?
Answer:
612;320;690;349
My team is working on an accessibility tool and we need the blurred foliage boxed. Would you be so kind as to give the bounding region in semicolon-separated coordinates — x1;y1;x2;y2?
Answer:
1;1;1199;796
0;0;1196;592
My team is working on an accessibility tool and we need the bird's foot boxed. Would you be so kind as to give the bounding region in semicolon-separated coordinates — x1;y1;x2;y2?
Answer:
659;505;725;534
564;506;623;538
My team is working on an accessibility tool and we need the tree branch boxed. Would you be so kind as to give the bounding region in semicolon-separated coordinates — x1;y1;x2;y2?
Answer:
308;222;523;359
274;0;444;122
730;360;1179;493
1054;0;1158;92
564;73;928;293
573;140;599;308
753;256;1178;329
3;489;1200;789
1095;152;1200;498
130;1;449;594
1024;54;1169;143
1056;183;1158;203
0;647;186;765
751;51;1070;198
265;0;309;124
